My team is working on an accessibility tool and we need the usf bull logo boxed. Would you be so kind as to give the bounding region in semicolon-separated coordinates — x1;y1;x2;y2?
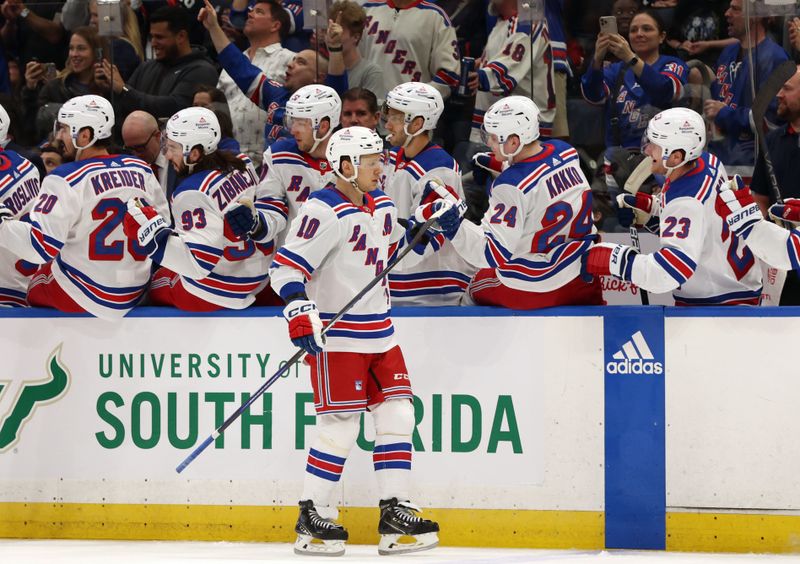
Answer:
0;345;70;452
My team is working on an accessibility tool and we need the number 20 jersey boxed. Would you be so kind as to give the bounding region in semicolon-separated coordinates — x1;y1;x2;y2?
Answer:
0;155;168;318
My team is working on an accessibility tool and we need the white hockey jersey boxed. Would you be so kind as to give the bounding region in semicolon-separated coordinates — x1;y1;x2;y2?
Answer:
360;0;460;101
740;219;800;272
627;153;762;305
470;14;556;143
0;155;168;318
381;143;477;305
155;155;269;309
0;149;40;306
269;186;429;353
255;137;336;250
451;140;595;292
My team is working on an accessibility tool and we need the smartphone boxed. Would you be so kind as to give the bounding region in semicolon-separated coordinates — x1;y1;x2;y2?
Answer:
599;15;618;35
95;47;104;61
44;63;57;80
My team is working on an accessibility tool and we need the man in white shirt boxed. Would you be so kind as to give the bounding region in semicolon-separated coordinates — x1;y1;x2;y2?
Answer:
219;0;295;167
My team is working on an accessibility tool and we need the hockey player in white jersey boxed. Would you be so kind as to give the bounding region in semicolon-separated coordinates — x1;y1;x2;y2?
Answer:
122;107;264;311
468;0;556;142
269;126;439;557
225;85;340;253
716;177;800;272
0;104;41;307
420;96;603;309
583;107;763;305
381;81;476;305
0;95;168;318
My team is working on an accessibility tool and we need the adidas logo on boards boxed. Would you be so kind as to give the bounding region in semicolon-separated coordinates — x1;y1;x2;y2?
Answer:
606;330;663;375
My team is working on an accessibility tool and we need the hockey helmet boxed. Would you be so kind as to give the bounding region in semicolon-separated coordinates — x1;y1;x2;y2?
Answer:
644;107;706;170
285;84;341;152
481;96;540;158
56;95;114;149
0;104;10;148
384;81;444;134
326;126;384;183
166;107;221;161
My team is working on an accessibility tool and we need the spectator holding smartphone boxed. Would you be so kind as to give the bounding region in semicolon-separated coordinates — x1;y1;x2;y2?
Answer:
581;9;687;198
21;27;110;142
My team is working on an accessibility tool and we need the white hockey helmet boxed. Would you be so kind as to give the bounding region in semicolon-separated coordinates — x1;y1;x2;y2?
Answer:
384;81;444;140
326;126;384;186
0;104;10;148
645;107;706;170
166;107;221;162
56;95;114;149
481;96;540;159
285;84;341;152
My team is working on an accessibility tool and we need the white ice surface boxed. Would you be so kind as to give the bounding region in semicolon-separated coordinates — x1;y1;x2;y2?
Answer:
1;541;800;564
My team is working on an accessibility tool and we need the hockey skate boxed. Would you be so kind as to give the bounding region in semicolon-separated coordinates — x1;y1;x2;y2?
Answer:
294;500;348;557
377;498;439;555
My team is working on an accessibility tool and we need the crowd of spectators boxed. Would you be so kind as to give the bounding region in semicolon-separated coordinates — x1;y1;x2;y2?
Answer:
1;0;800;310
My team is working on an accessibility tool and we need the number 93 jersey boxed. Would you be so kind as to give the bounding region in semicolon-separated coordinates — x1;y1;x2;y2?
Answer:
159;155;268;309
0;155;168;318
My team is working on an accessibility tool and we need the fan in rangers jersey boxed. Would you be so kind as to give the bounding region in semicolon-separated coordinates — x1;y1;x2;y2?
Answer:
381;81;476;305
717;177;800;274
468;0;557;142
584;107;763;306
122;107;266;311
0;95;168;318
269;127;439;557
0;104;41;307
421;96;604;309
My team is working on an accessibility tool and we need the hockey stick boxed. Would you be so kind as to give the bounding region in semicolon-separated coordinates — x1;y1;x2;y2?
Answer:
623;157;653;305
175;207;448;473
750;60;796;204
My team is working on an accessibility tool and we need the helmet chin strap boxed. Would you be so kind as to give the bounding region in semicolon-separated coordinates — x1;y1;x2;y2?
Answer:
497;137;523;161
401;119;427;148
73;132;98;159
309;124;333;154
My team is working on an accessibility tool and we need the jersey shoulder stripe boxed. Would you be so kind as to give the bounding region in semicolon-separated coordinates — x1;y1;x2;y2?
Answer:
172;170;222;198
417;1;453;26
272;246;315;279
663;154;722;205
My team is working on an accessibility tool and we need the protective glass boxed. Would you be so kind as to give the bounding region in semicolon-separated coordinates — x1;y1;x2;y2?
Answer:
284;114;313;133
380;103;405;130
480;126;499;148
164;138;183;158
